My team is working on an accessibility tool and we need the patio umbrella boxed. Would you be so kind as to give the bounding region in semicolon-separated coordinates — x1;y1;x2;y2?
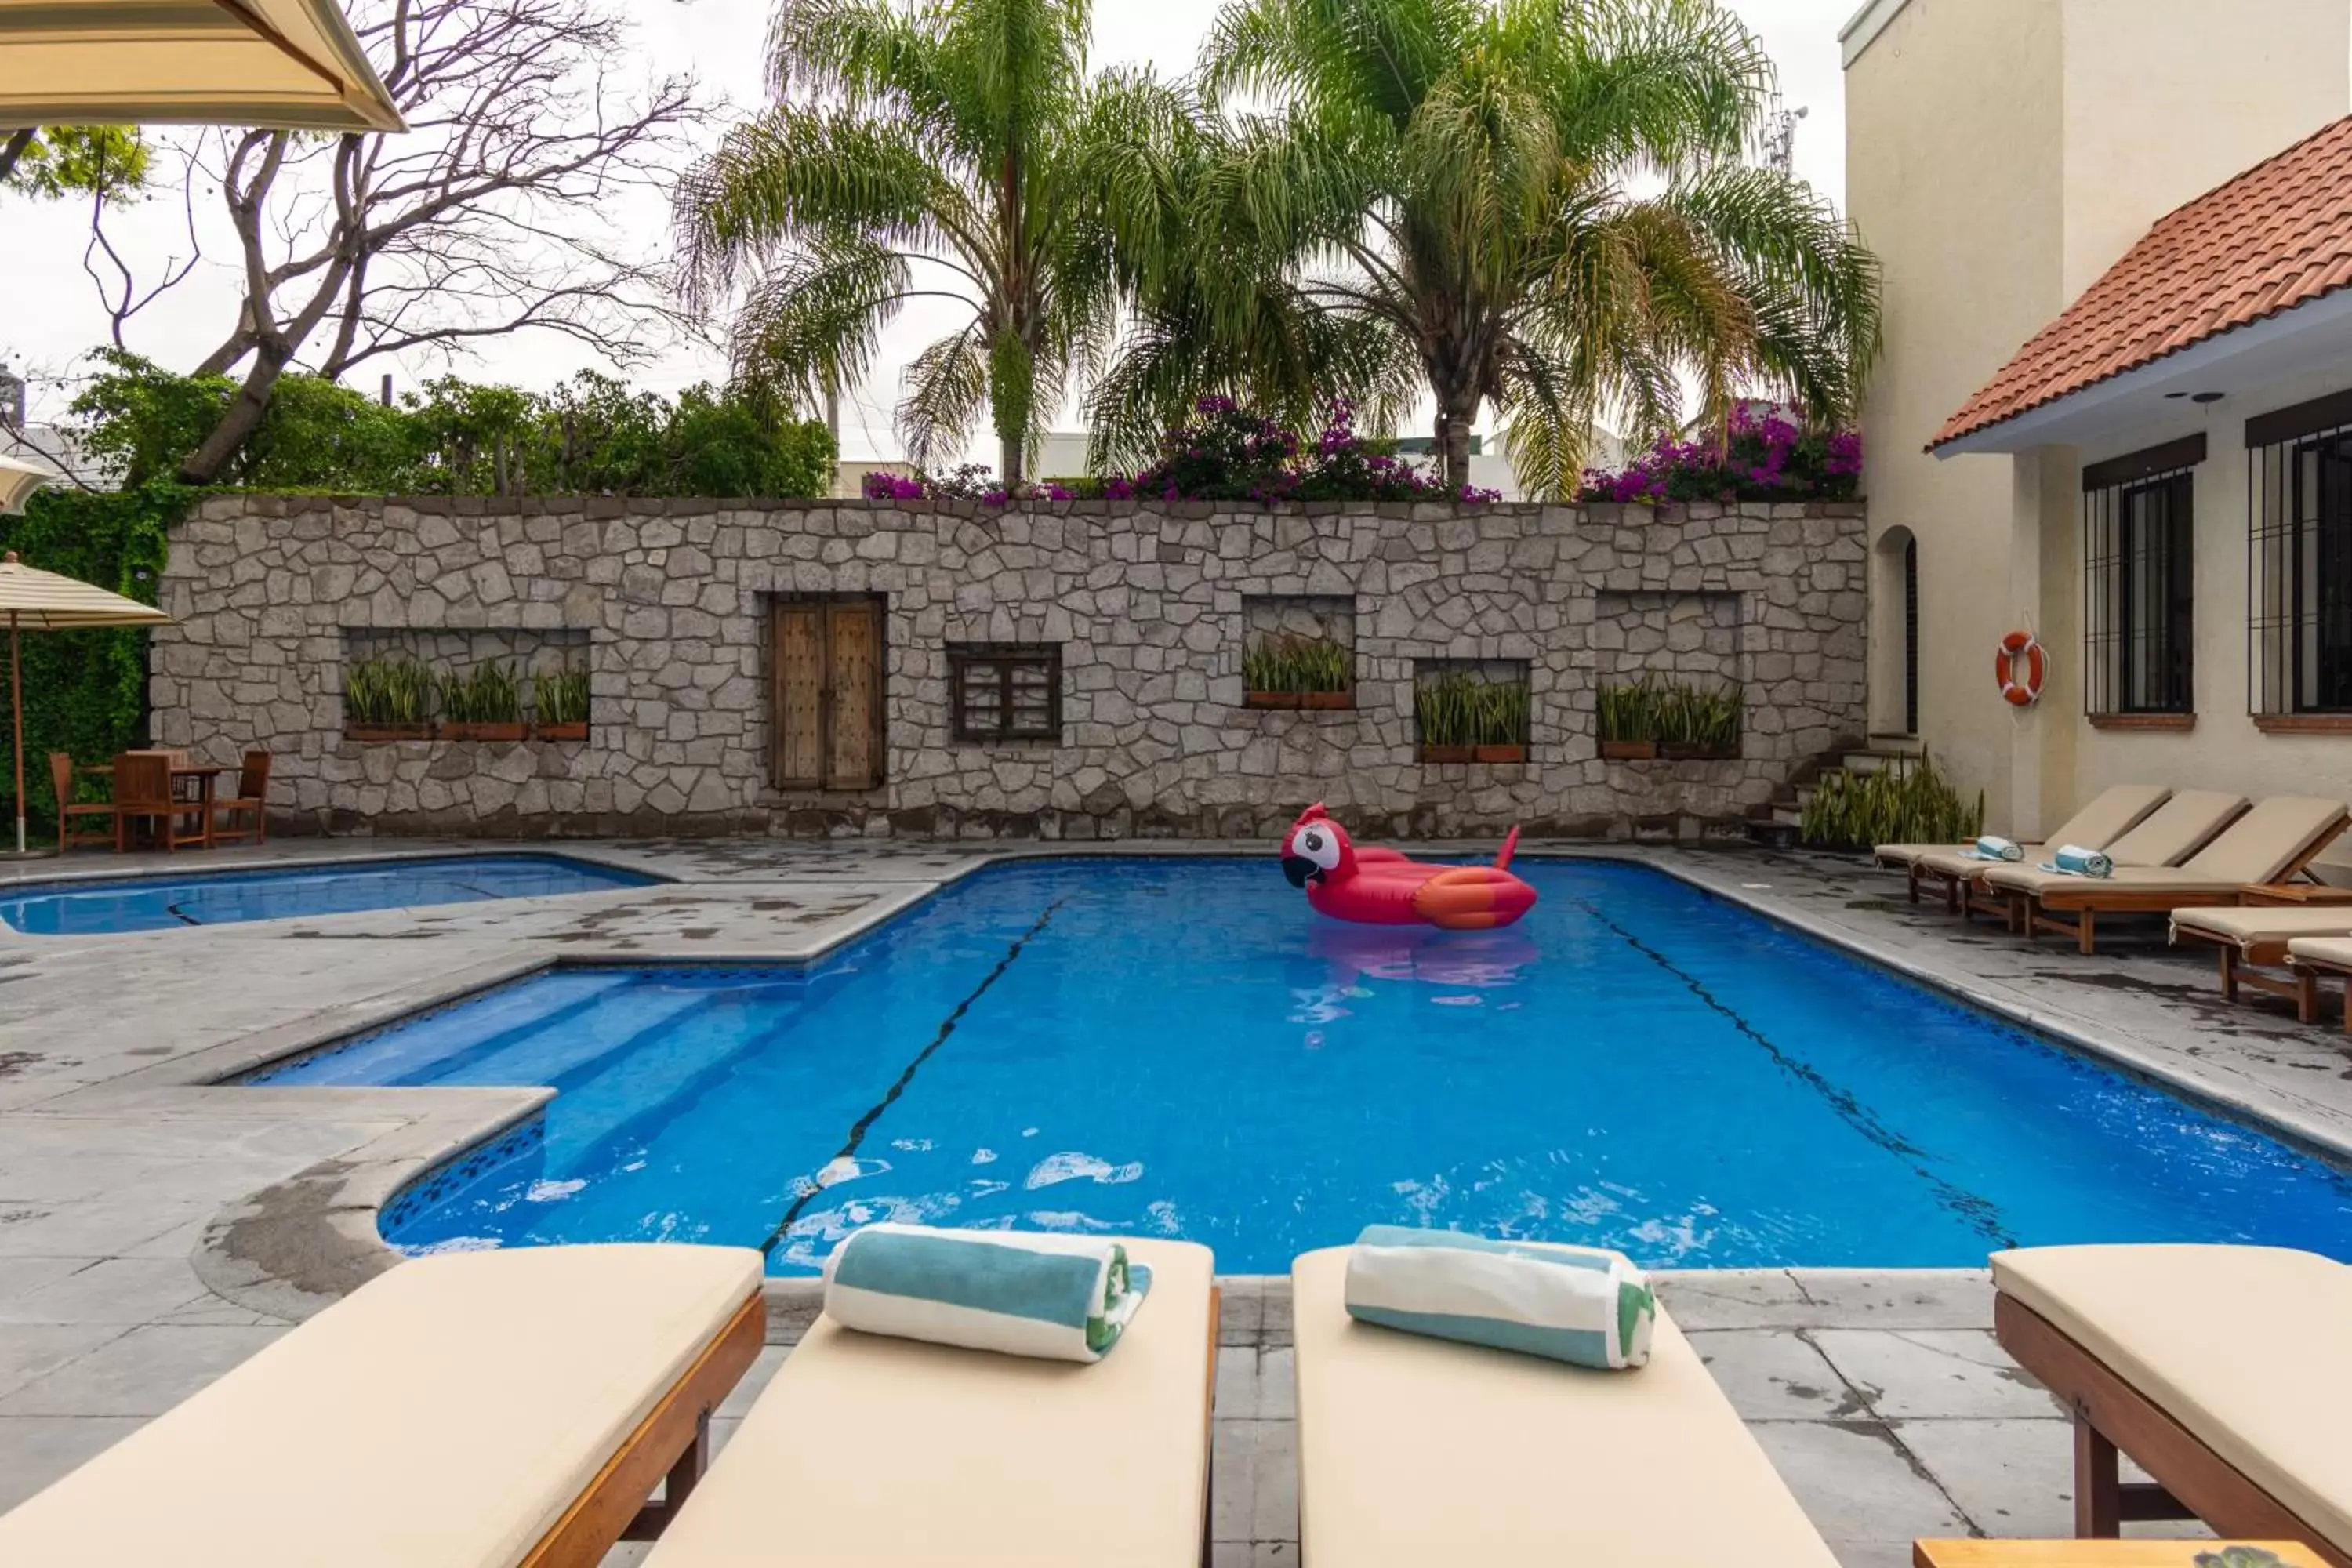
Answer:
0;0;405;133
0;552;172;856
0;456;55;516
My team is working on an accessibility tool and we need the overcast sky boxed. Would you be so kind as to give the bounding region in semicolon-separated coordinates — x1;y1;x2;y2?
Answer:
0;0;1857;457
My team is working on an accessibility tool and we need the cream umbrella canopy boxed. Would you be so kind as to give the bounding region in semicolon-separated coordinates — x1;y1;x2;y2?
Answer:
0;0;405;134
0;552;172;855
0;456;56;515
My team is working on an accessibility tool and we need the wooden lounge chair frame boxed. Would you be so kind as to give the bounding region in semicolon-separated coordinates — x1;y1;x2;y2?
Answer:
525;1288;766;1566
2171;927;2328;1023
1993;1292;2352;1568
2015;825;2348;956
2288;949;2352;1033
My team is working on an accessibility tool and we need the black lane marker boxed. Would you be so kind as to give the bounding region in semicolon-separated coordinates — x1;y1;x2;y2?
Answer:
163;902;203;926
755;898;1065;1258
1574;898;2016;1249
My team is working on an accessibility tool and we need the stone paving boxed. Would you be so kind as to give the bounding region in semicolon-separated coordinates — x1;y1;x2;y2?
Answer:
2;836;2344;1559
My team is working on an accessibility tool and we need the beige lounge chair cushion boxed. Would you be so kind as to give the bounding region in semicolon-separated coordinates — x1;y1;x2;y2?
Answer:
1984;865;2245;902
644;1237;1214;1568
0;1243;764;1568
1992;1244;2352;1555
1913;844;2055;881
2099;789;2249;867
2289;935;2352;969
2172;905;2352;948
1880;786;2167;871
2176;797;2350;885
1291;1247;1835;1568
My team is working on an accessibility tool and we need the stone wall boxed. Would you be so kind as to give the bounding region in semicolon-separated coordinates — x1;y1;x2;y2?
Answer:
153;495;1867;838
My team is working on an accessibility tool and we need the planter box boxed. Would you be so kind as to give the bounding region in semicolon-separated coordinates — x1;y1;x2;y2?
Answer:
441;721;528;742
1421;745;1477;764
1245;689;1354;710
532;721;590;742
1599;739;1657;760
345;723;435;742
1659;742;1737;761
1474;743;1527;764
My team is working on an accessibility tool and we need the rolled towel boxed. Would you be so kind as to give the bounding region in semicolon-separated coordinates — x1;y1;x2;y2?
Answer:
1966;835;2024;862
2046;844;2114;878
822;1223;1152;1363
1343;1225;1656;1370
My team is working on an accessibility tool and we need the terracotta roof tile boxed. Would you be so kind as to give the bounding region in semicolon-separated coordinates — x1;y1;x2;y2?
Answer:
1932;114;2352;449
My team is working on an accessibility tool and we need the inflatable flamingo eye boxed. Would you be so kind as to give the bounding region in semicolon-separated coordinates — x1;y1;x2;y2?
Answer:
1296;827;1341;870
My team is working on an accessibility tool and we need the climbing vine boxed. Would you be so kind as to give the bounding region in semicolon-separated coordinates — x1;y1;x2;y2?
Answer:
0;483;191;833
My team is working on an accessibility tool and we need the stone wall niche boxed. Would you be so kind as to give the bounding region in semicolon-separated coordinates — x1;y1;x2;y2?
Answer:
1240;594;1356;710
1414;658;1532;765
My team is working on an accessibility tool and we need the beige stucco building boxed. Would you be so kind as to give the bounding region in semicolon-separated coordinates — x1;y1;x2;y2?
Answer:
1842;0;2352;875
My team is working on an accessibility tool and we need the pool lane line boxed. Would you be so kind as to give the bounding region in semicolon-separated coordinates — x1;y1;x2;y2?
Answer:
1572;898;2016;1250
162;901;203;926
755;898;1067;1258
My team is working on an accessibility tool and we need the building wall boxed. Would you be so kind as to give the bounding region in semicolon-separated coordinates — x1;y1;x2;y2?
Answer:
151;495;1867;840
1846;0;2352;837
2047;365;2352;880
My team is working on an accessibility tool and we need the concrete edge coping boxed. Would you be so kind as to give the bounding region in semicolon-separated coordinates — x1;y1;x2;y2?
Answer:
169;842;2352;1319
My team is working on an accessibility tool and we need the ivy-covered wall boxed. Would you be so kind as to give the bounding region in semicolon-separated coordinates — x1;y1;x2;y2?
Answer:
0;484;187;833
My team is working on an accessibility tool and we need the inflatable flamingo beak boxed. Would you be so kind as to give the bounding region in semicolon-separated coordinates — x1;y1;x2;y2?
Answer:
1282;855;1319;888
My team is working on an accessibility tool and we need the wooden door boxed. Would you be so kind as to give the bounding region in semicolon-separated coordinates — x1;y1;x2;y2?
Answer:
771;597;884;789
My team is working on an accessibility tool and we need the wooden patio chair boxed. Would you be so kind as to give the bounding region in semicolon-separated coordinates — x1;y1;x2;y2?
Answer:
111;751;205;852
211;750;272;845
46;753;116;854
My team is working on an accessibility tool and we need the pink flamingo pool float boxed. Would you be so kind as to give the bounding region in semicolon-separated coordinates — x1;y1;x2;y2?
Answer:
1278;804;1538;930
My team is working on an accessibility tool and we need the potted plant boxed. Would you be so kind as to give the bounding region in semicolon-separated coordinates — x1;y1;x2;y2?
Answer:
1657;680;1742;760
532;665;591;740
1243;633;1353;709
1417;668;1529;763
1597;677;1658;760
438;662;526;742
343;656;436;741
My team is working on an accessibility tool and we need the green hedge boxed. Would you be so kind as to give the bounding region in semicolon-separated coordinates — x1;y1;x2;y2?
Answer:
0;483;191;836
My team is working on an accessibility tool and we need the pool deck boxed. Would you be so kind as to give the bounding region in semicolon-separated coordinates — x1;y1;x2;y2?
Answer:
2;833;2344;1563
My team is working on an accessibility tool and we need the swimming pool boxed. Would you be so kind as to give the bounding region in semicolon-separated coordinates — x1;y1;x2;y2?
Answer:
0;853;656;935
257;858;2352;1274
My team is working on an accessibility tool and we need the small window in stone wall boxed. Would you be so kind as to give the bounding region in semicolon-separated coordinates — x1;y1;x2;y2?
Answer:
949;644;1062;742
1241;595;1356;710
1414;659;1530;764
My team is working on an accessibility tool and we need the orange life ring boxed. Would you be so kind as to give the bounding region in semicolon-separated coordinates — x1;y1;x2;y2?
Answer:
1996;631;2045;706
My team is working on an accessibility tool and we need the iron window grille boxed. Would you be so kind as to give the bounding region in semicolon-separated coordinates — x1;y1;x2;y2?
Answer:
2082;438;2199;717
2249;394;2352;715
948;644;1062;741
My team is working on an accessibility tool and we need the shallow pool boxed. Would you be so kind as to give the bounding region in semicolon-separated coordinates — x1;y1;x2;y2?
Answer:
0;853;655;935
256;858;2352;1273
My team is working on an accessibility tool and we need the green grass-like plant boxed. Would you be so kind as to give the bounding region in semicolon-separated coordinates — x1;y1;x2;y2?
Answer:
1598;674;1740;753
533;666;591;727
1799;750;1984;850
1243;634;1351;694
437;662;521;724
345;657;434;725
1417;669;1529;748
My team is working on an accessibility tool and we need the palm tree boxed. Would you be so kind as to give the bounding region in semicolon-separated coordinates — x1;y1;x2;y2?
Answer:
674;0;1185;486
1104;0;1882;497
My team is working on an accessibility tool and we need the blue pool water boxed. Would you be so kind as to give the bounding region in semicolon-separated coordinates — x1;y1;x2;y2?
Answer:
256;858;2352;1274
0;853;655;935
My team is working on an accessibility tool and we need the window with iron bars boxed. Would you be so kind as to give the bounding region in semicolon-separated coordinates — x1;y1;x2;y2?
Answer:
2248;393;2352;716
2082;437;2200;717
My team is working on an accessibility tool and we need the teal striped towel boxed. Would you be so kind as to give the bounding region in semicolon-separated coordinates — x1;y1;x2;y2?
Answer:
2041;844;2113;878
1963;836;2024;862
822;1224;1152;1363
1343;1226;1656;1370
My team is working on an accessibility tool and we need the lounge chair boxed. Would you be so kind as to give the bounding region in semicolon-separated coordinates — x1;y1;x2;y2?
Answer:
2172;905;2352;1021
1973;789;2245;948
1885;783;2170;916
642;1237;1216;1568
1991;1244;2352;1566
46;751;115;853
1289;1246;1836;1568
2288;936;2352;1030
0;1243;766;1566
1987;796;2348;954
